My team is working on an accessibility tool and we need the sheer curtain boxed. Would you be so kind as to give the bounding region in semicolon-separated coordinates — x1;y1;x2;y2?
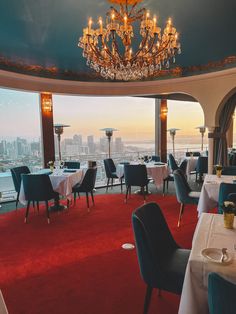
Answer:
213;93;236;166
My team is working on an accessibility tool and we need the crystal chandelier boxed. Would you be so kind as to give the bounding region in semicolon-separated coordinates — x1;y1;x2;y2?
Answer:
78;0;181;81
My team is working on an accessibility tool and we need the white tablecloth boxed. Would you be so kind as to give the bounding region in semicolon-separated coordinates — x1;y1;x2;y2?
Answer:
179;213;236;314
185;157;198;178
197;174;235;216
0;290;8;314
116;163;169;188
19;169;84;205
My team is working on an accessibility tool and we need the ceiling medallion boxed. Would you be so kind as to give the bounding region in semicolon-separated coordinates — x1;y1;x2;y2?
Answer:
78;0;181;81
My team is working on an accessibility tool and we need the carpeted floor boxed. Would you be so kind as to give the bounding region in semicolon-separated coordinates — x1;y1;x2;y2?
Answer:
0;193;198;314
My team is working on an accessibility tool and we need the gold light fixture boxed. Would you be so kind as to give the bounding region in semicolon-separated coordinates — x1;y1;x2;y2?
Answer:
78;0;181;81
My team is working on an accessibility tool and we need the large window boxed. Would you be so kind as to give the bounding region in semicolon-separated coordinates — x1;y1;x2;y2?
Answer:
0;87;41;197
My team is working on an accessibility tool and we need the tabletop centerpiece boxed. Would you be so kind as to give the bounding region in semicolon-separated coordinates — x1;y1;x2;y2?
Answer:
215;164;223;178
221;201;236;229
47;161;54;172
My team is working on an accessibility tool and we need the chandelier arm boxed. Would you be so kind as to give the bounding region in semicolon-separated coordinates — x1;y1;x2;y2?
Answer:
87;41;114;65
131;30;150;59
128;2;139;17
151;38;172;59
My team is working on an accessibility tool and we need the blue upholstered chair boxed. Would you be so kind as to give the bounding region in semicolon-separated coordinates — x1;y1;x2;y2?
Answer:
132;202;190;314
10;166;30;209
104;158;123;192
72;168;97;209
173;169;200;227
221;166;236;175
22;174;59;224
124;164;149;203
195;156;208;182
208;272;236;314
64;161;80;169
151;155;161;162
163;155;187;195
218;182;236;213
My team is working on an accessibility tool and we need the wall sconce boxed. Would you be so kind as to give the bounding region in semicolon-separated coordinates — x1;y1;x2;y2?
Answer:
42;94;53;112
160;106;168;117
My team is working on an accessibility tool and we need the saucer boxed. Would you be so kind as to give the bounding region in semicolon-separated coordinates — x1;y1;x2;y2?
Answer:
201;248;232;264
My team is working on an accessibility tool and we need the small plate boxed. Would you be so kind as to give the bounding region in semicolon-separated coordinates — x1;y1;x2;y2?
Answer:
201;248;232;264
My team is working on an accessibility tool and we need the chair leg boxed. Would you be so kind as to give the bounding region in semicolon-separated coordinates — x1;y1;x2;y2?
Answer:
91;191;95;205
46;200;50;224
141;186;146;203
125;186;129;203
111;178;113;189
37;201;39;213
16;192;19;210
74;192;77;205
167;179;169;191
163;180;165;196
67;198;70;209
178;203;185;227
106;178;110;192
143;285;153;314
86;192;90;210
24;201;30;223
120;177;123;192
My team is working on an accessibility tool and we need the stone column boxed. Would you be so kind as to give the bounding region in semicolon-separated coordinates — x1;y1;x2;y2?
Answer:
39;92;55;167
155;99;167;162
207;127;215;174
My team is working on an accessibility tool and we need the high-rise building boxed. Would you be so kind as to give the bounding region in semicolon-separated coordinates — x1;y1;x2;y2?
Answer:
87;135;95;154
115;137;123;153
73;134;82;146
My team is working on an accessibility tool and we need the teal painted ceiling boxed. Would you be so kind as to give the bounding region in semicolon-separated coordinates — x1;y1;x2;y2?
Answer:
0;0;236;81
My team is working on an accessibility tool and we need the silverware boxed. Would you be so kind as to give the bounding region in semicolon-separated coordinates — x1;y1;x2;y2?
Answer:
220;248;227;263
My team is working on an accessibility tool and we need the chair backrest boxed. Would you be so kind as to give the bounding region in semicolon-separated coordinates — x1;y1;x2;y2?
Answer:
179;159;188;175
79;168;97;191
64;161;80;169
21;174;56;201
173;169;192;204
103;159;116;177
196;156;208;174
10;166;30;193
222;166;236;175
168;154;179;171
132;202;178;287
124;164;148;187
193;152;201;156
151;155;161;162
218;182;236;213
208;272;236;314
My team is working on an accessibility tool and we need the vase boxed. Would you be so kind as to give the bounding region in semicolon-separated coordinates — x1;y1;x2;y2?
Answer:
216;169;222;178
223;212;235;229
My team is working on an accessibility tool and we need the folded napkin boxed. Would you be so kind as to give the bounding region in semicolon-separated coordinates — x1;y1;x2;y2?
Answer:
63;169;77;173
154;162;165;165
37;169;52;175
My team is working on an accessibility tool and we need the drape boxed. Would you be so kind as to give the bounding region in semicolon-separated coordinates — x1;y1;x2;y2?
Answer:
213;93;236;166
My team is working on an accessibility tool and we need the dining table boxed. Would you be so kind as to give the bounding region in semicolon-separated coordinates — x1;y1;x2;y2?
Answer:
178;212;236;314
116;162;170;189
185;156;198;178
197;174;235;216
19;168;84;207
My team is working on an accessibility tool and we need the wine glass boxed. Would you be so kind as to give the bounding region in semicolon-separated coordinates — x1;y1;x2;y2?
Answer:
60;160;65;169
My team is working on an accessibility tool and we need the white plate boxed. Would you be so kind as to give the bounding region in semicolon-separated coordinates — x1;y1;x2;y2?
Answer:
201;248;233;264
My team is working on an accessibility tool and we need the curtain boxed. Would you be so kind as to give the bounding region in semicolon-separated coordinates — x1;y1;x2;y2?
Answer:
213;93;236;166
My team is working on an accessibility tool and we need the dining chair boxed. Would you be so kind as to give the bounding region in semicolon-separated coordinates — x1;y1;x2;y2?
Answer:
218;182;236;213
64;161;80;169
208;272;236;314
151;155;161;162
72;168;97;210
21;174;59;223
163;156;187;195
124;164;149;203
10;166;30;209
104;158;123;192
221;166;236;175
173;169;200;227
132;202;190;314
195;156;208;182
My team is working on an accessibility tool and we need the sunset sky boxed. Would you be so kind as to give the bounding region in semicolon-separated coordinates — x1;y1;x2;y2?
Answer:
0;87;222;145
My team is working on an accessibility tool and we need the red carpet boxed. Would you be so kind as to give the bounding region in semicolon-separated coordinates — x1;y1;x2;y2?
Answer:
0;193;198;314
